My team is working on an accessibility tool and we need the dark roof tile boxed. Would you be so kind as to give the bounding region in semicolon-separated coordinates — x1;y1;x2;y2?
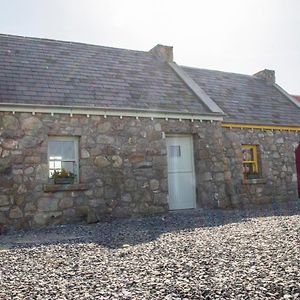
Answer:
0;34;208;114
1;34;299;125
183;66;300;126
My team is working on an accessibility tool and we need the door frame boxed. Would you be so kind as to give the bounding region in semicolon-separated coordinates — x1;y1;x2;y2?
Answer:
166;134;197;210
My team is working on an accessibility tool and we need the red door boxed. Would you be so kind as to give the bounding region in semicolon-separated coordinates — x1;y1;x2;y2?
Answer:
296;145;300;198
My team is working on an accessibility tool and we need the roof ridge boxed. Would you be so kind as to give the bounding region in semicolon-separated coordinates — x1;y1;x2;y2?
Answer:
181;65;255;79
0;33;148;54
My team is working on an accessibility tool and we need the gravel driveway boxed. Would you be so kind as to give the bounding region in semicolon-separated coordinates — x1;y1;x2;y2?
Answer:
0;201;300;299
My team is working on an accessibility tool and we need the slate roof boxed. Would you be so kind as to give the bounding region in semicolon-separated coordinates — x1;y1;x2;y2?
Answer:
0;34;209;114
183;67;300;126
0;34;299;126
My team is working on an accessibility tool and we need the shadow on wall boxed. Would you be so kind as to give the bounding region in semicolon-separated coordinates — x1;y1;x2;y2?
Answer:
1;200;300;250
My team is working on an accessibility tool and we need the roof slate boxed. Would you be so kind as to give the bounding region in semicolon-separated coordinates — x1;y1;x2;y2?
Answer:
1;34;299;126
0;34;209;114
183;67;300;126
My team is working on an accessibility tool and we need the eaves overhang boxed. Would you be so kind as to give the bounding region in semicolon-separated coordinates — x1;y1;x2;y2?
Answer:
0;103;224;122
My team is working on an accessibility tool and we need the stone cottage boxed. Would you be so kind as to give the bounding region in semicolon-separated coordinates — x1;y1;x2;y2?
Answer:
0;34;299;229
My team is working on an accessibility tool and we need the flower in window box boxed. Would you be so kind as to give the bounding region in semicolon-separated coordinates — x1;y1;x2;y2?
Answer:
51;168;75;184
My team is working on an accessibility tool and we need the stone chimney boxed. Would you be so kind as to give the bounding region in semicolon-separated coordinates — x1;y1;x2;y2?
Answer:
253;69;275;83
149;44;173;62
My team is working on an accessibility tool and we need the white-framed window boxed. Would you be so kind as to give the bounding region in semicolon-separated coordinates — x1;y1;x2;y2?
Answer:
48;137;79;182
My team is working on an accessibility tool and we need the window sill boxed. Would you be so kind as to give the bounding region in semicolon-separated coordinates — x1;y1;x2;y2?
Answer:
43;183;89;192
242;178;267;185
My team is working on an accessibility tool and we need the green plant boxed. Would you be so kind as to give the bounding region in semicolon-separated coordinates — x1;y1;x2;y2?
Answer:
51;168;75;180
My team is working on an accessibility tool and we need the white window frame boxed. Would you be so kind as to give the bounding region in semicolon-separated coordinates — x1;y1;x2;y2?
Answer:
48;136;79;183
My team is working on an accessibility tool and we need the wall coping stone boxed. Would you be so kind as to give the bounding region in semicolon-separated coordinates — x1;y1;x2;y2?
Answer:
43;183;89;193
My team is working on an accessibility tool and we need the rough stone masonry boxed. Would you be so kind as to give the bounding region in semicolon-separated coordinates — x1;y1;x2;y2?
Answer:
0;111;299;230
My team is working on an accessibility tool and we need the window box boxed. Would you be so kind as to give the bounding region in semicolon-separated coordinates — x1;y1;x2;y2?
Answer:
43;183;89;192
54;177;75;185
245;173;259;180
51;168;76;184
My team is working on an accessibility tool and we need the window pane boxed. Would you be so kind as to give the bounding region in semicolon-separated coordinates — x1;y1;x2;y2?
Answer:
54;161;62;169
49;141;75;160
169;145;181;157
243;163;255;174
62;161;75;174
62;141;75;160
49;161;54;169
242;148;253;161
49;141;61;157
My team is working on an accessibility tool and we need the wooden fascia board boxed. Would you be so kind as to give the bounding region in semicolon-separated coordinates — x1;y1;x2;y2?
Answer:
0;103;223;122
222;123;300;132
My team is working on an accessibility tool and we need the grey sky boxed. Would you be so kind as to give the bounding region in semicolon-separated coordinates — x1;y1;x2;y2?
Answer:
1;0;299;94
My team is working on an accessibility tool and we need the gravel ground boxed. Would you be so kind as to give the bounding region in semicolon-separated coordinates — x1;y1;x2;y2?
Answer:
0;201;300;300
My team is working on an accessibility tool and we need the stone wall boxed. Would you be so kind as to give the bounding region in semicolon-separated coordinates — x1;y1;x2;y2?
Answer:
193;122;230;208
0;112;165;229
0;112;227;230
222;128;299;207
1;111;299;230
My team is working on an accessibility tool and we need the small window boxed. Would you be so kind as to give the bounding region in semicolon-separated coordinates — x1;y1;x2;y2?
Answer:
169;145;181;157
242;145;259;179
48;137;79;183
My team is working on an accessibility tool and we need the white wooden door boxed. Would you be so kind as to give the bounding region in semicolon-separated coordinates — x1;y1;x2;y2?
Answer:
166;136;196;210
